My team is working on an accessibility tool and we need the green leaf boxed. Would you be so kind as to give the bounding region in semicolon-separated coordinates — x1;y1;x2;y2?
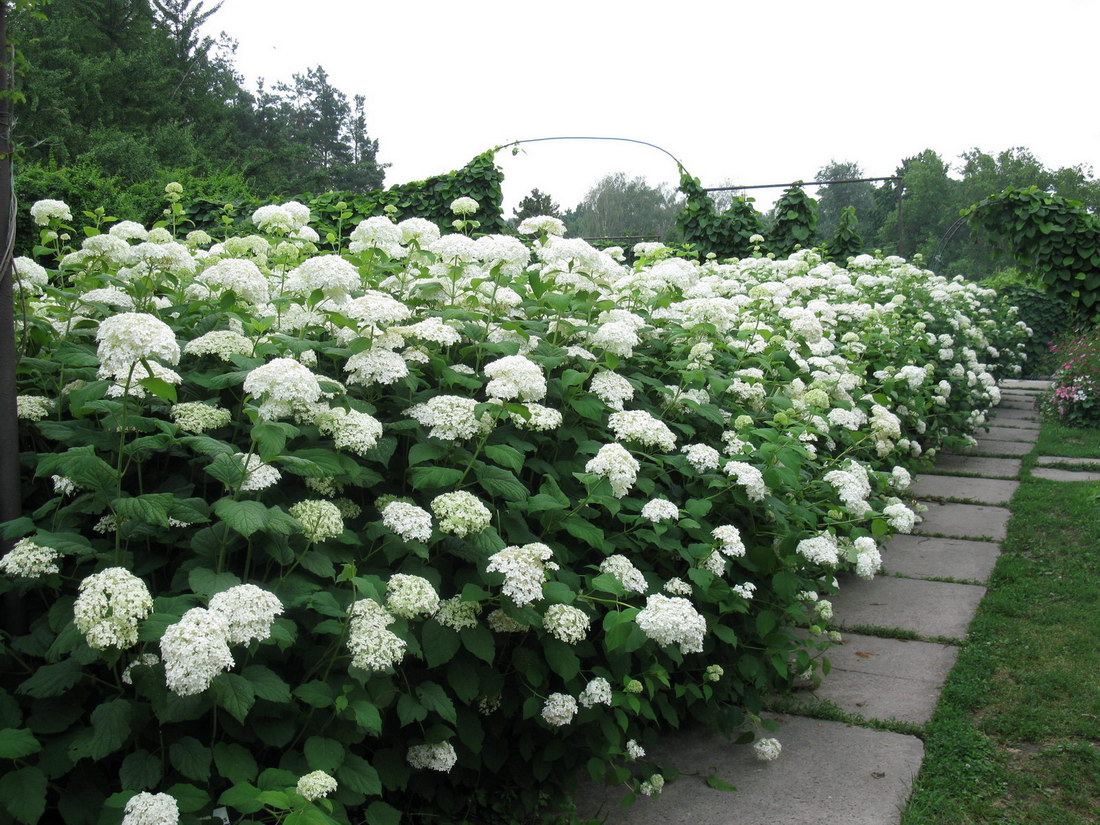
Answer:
397;693;427;726
366;800;402;825
407;442;447;466
408;465;464;491
350;700;382;735
242;665;292;703
304;736;345;772
138;376;177;403
37;447;119;492
170;736;212;782
187;567;241;597
705;775;737;791
112;493;175;527
252;422;294;461
166;783;211;813
338;753;382;796
416;682;456;724
484;444;524;473
544;640;580;681
295;681;334;708
475;463;528;501
0;766;47;824
0;728;40;759
212;673;255;724
218;783;264;814
214;498;268;537
563;517;604;549
205;453;247;487
461;625;495;664
421;620;460;668
80;699;131;760
214;743;259;784
524;494;568;513
120;749;162;791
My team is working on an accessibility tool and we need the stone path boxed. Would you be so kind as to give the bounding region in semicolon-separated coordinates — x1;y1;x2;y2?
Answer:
575;379;1050;824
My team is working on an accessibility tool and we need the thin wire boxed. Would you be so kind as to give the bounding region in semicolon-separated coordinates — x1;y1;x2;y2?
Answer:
499;136;688;175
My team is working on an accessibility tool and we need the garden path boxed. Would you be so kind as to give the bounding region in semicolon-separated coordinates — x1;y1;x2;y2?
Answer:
573;379;1050;825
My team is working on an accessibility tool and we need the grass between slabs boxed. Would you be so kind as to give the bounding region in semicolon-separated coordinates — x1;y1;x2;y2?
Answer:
901;418;1100;825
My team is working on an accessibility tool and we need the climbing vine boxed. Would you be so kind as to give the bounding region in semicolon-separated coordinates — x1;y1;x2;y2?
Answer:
824;206;863;263
675;172;765;259
965;186;1100;319
769;184;818;256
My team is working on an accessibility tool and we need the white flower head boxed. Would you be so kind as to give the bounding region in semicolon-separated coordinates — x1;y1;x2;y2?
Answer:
585;443;640;498
578;676;612;708
486;542;555;606
407;742;458;772
608;409;677;452
381;501;433;543
431;491;492;537
543;603;590;644
483;355;547;402
96;312;180;380
754;737;782;762
599;554;647;594
0;538;60;578
386;574;440;619
122;792;179;825
74;568;153;650
635;594;706;654
641;498;679;523
244;358;323;420
346;599;406;671
450;196;479;216
208;584;284;645
540;692;578;726
296;770;338;801
160;607;235;695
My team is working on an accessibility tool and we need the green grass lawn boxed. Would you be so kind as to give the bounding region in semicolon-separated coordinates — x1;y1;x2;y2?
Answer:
901;418;1100;825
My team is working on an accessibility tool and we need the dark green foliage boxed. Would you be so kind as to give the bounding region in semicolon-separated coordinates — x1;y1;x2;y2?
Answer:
824;206;863;263
979;273;1070;374
675;172;764;259
768;184;818;256
965;187;1100;319
512;188;561;223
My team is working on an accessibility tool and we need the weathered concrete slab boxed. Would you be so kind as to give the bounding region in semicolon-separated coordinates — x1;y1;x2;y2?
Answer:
800;633;959;725
997;401;1039;412
916;500;1010;541
982;426;1039;443
575;715;924;825
829;576;986;639
883;534;1001;583
962;439;1033;457
986;416;1040;429
1031;467;1100;482
933;454;1022;479
908;474;1018;504
991;408;1041;421
1000;391;1042;400
1037;455;1100;467
1000;379;1052;389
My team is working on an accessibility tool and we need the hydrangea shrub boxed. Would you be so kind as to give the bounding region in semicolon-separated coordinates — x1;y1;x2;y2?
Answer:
1;193;1029;825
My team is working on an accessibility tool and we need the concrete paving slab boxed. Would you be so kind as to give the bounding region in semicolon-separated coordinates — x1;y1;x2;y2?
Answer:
987;416;1040;429
1031;467;1100;482
908;474;1018;504
1000;391;1042;400
991;408;1041;421
575;715;924;825
962;439;1033;457
829;576;986;639
1000;379;1052;389
883;534;1001;583
933;454;1021;479
915;500;1010;541
801;633;959;725
1037;455;1100;467
982;426;1039;443
997;401;1039;412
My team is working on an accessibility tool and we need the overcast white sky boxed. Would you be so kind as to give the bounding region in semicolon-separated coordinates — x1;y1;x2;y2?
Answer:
204;0;1100;214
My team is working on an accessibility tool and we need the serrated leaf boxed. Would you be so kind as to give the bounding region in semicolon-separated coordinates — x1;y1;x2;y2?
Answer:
165;783;210;813
0;766;47;824
206;453;248;487
294;681;334;708
563;517;604;548
213;743;259;784
366;800;402;825
705;775;737;791
544;640;580;681
214;498;268;537
74;699;131;761
138;376;177;403
170;736;212;782
461;625;495;664
484;444;523;473
396;693;427;726
242;665;291;703
475;463;527;501
304;736;345;772
187;567;241;597
120;749;162;791
0;728;40;759
420;620;460;668
350;700;382;735
212;673;255;723
408;465;464;491
337;753;381;796
218;783;264;814
112;493;175;527
415;682;456;724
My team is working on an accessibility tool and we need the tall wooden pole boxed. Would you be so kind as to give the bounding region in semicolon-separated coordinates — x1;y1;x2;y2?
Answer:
0;0;25;635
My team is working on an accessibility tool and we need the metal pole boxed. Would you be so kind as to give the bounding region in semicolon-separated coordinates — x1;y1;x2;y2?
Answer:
703;176;900;193
0;0;25;635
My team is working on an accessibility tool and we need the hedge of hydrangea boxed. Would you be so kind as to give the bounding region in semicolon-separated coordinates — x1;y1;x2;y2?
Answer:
1;191;1029;825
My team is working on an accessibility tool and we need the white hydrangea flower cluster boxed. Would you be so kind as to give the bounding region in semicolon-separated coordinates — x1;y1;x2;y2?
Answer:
408;395;486;441
585;443;640;498
346;599;406;671
190;258;269;304
431;491;492;537
635;594;706;654
316;407;383;455
0;538;60;578
296;770;338;801
170;402;232;433
796;533;840;566
407;742;458;772
15;395;52;422
31;198;72;225
96;312;180;381
823;461;872;517
122;792;179;825
486;542;555;606
589;371;635;409
285;254;361;302
599;554;647;593
236;452;281;492
681;443;721;472
160;607;235;695
381;501;433;542
244;358;323;421
483;355;547;402
754;737;782;762
541;692;578;726
641;498;679;523
73;567;153;650
712;525;746;558
639;773;665;796
608;409;677;452
509;402;563;431
208;584;284;645
883;500;917;533
435;596;481;631
854;536;883;579
664;577;693;596
724;461;768;502
184;330;253;360
386;574;440;619
578;676;612;707
543;603;590;644
517;215;566;236
289;499;345;542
